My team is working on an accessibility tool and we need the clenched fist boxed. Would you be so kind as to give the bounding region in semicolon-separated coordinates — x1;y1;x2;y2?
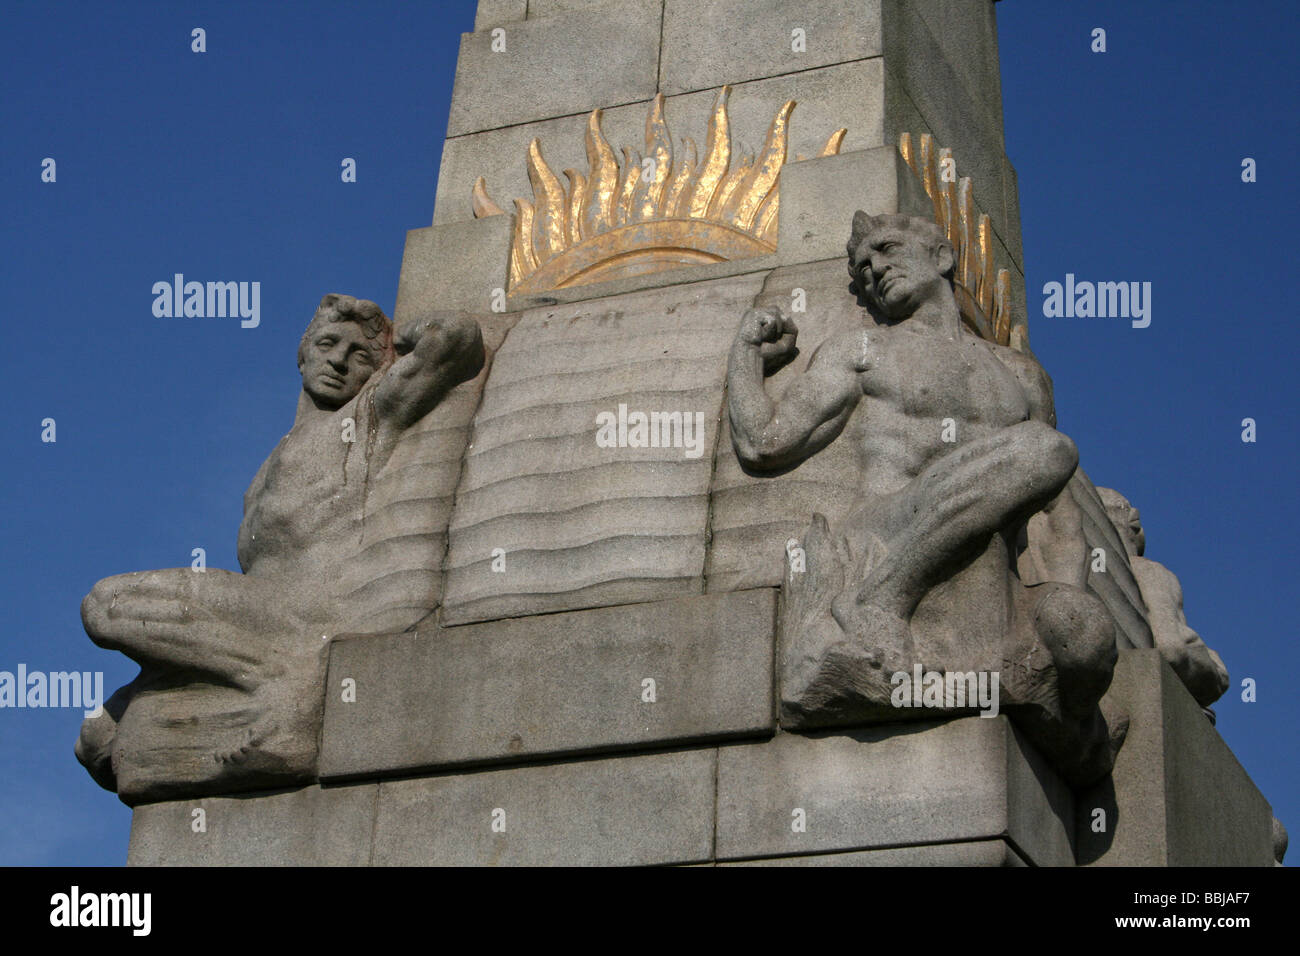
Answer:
738;305;799;373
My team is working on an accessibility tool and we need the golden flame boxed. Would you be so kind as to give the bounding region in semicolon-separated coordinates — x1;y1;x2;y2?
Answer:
474;88;846;296
898;132;1018;349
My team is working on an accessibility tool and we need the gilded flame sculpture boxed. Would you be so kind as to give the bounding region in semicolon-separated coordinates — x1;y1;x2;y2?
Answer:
473;86;846;294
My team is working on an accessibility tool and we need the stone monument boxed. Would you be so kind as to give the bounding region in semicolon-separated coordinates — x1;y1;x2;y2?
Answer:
79;0;1279;866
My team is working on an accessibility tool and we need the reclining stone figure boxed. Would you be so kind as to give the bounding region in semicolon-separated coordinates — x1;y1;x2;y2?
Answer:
1097;487;1229;711
727;211;1125;784
76;294;484;803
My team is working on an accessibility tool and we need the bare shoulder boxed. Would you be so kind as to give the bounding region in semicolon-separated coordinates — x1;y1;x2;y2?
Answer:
984;339;1056;423
810;326;876;373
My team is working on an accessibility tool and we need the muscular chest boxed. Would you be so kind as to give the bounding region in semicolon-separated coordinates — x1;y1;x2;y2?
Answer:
866;331;1030;426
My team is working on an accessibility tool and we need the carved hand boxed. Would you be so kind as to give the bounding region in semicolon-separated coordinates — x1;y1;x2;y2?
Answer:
738;305;799;373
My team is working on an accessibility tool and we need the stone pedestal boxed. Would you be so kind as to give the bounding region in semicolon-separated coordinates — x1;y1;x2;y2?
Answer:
128;639;1272;866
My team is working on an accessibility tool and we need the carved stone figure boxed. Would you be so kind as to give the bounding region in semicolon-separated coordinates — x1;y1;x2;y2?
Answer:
1096;487;1229;709
76;295;484;803
727;212;1124;784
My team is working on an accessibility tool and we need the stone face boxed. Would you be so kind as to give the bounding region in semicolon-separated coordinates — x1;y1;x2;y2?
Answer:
441;273;764;625
447;0;663;137
128;783;377;866
435;60;887;227
721;839;1028;866
659;0;882;97
372;748;716;866
319;589;776;779
715;717;1075;866
1078;650;1274;866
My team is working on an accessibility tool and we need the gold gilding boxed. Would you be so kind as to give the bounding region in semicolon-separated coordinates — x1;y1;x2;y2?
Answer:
898;132;1019;349
474;89;846;295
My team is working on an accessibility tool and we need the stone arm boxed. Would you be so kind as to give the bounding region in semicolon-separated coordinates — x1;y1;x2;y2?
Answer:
727;309;863;472
374;311;485;431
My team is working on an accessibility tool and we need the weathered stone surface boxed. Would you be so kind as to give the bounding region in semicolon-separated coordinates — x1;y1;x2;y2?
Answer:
1078;649;1274;866
441;273;764;625
373;748;716;865
447;0;662;137
508;256;778;313
707;259;871;592
526;0;623;18
435;61;886;227
881;1;1010;242
716;718;1074;866
78;299;489;804
396;216;513;316
659;0;881;97
320;589;776;778
775;147;935;267
904;0;1005;135
474;0;526;32
1096;487;1228;706
1000;152;1023;272
1068;471;1153;652
721;839;1028;866
128;783;377;866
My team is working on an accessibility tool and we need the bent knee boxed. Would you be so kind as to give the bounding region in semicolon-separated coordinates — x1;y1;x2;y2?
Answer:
1013;421;1078;487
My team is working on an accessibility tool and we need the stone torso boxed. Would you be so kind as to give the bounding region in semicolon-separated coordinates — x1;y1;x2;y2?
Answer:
237;397;385;580
843;323;1037;496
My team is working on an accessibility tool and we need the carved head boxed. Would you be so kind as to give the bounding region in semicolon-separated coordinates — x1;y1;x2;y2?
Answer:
846;212;955;319
1097;487;1146;558
297;294;393;409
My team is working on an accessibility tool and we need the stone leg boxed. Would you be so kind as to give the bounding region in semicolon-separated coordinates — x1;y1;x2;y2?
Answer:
836;419;1077;623
80;568;323;685
77;568;332;803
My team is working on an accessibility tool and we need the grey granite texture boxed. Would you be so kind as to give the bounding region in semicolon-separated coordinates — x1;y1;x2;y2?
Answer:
474;0;526;32
720;838;1028;866
396;215;514;317
1077;649;1273;866
441;273;764;624
715;717;1074;866
727;212;1125;786
77;298;487;804
1096;487;1230;707
448;0;662;137
372;748;716;866
658;0;882;96
435;60;886;227
128;783;378;866
319;589;776;779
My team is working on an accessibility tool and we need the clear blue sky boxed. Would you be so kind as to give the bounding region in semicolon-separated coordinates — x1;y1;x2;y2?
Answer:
1;0;1294;865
